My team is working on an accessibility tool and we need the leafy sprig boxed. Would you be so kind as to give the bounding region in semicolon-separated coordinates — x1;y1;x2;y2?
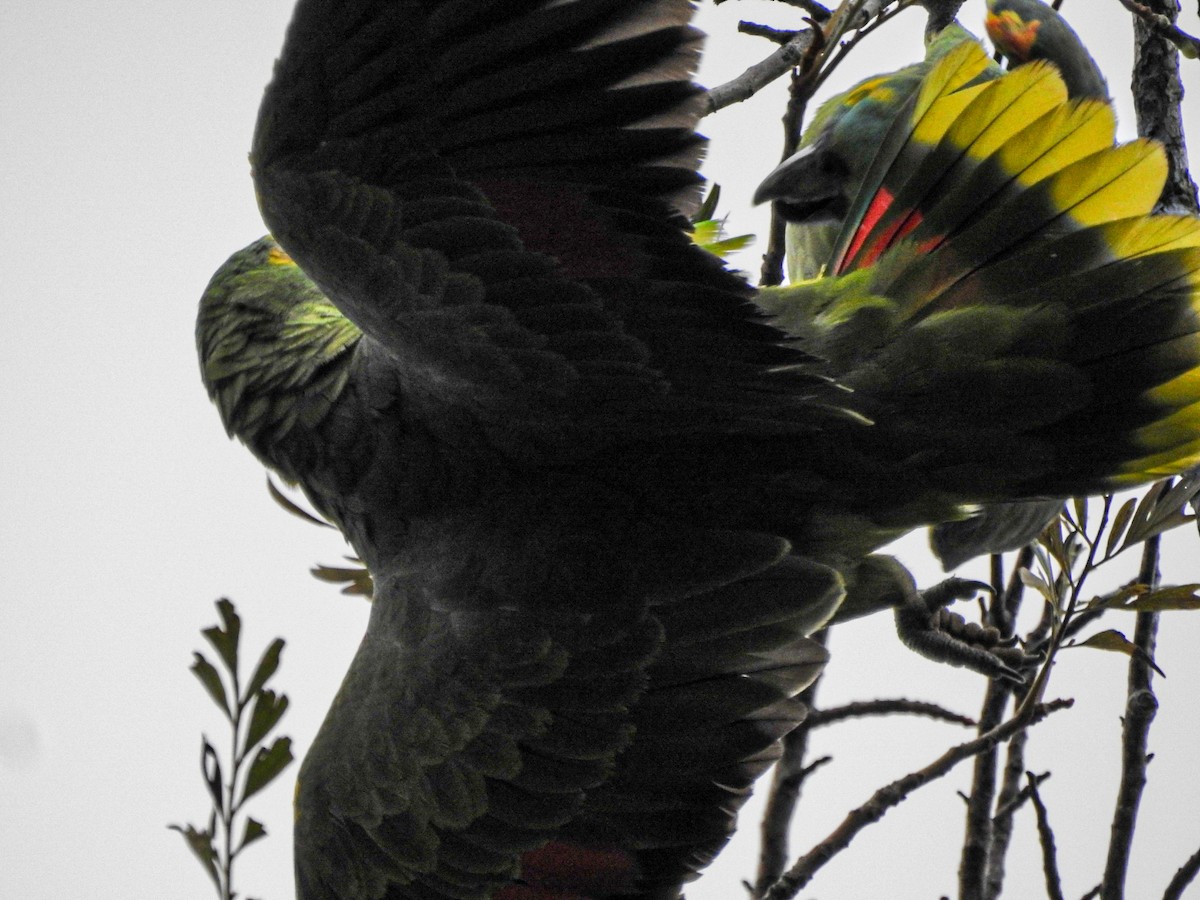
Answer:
171;599;293;900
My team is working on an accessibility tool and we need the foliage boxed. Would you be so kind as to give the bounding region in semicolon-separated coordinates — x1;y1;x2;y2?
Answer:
171;599;294;900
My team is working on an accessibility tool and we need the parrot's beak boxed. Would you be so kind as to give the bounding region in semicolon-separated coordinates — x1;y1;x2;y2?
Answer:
753;141;849;225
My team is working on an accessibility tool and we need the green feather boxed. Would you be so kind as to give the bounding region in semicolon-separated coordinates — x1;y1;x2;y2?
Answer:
197;236;362;479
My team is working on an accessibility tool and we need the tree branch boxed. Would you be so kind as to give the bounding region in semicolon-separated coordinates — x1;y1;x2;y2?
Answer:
804;698;976;728
1115;0;1200;60
703;29;817;115
762;700;1073;900
1129;0;1200;213
1101;536;1162;899
1027;772;1066;900
1163;842;1200;900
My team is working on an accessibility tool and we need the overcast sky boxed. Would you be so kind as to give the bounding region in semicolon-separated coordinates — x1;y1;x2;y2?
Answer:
3;1;1200;897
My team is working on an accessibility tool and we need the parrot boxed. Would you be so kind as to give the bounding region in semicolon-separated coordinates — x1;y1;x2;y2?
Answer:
197;1;1200;898
986;0;1109;101
755;0;1110;568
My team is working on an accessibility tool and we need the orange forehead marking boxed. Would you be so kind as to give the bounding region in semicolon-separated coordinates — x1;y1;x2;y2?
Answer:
268;245;295;266
986;11;1041;61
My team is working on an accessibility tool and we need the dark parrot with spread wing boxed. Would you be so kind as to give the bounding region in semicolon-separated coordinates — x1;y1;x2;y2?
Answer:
197;1;1200;897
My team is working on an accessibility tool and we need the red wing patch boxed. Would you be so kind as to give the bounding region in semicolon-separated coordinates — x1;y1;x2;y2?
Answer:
494;840;641;900
838;187;928;274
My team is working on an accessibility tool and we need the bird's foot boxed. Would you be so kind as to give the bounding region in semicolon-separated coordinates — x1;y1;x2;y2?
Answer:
895;577;1034;684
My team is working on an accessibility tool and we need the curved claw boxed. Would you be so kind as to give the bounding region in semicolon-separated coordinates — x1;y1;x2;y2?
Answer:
894;577;1031;684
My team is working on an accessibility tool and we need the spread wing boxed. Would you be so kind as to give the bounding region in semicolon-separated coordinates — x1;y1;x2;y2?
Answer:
251;0;816;444
761;41;1200;497
295;520;838;900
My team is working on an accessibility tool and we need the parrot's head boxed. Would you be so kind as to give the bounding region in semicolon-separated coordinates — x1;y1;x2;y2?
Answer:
752;72;911;225
753;23;978;225
197;236;362;478
985;0;1107;99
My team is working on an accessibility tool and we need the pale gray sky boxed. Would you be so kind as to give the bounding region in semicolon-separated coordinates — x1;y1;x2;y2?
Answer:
2;1;1199;897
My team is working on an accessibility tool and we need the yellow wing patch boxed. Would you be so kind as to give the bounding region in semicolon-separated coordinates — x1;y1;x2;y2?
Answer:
912;41;993;124
844;76;899;109
1049;140;1168;226
997;100;1116;186
943;60;1065;160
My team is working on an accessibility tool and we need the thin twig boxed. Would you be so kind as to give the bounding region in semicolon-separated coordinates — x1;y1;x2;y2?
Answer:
1115;0;1200;60
804;698;975;728
962;551;1029;900
787;0;835;21
763;700;1074;900
1162;842;1200;900
1026;772;1066;900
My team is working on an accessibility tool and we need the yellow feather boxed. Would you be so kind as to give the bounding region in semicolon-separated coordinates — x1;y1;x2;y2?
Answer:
947;61;1065;161
1003;101;1116;186
1148;360;1200;408
1119;427;1200;482
912;82;989;146
912;41;992;122
1133;400;1200;451
1101;216;1200;259
1050;140;1168;225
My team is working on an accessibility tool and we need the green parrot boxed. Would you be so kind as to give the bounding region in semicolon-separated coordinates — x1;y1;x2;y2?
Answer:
986;0;1109;100
756;1;1109;568
198;1;1200;897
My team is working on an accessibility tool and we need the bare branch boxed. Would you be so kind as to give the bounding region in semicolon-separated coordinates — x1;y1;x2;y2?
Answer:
963;550;1030;900
1101;536;1162;899
1163;842;1200;900
1128;0;1200;213
762;700;1074;899
703;30;817;115
1115;0;1200;61
984;734;1034;899
959;682;1013;900
804;698;976;728
1026;772;1066;900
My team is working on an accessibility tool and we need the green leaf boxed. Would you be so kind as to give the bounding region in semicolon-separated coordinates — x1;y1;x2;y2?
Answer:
311;561;374;597
267;475;333;528
243;638;285;705
1073;629;1166;677
168;822;221;888
693;183;721;224
241;737;294;803
1105;497;1137;558
1019;568;1055;605
1115;475;1199;553
201;738;225;816
1112;584;1200;612
203;598;240;675
1085;583;1146;612
1071;496;1088;535
1113;480;1190;556
190;652;231;720
243;689;289;756
238;817;268;853
1039;516;1070;571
